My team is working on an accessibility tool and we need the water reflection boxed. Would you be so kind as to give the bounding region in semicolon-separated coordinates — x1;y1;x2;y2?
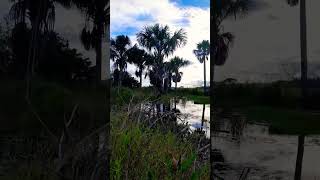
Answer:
294;135;305;180
212;118;320;179
173;99;210;137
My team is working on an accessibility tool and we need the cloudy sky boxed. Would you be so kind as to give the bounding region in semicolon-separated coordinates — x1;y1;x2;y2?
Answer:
111;0;210;87
1;0;320;85
218;0;320;82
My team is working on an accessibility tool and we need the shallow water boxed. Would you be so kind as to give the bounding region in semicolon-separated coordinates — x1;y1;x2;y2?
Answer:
213;119;320;179
175;100;320;179
174;99;210;137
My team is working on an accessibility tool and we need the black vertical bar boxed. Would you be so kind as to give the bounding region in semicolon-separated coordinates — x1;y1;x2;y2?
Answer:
210;0;218;179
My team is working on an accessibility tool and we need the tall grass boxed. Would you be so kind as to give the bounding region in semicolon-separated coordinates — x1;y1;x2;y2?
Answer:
111;112;209;179
110;88;210;179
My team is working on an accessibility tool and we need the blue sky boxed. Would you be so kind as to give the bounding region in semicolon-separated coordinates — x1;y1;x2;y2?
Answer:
172;0;210;8
111;0;210;87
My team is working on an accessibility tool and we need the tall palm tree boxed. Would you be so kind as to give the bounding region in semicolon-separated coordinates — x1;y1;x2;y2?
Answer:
9;0;72;99
127;44;152;87
287;0;307;102
286;1;307;179
110;35;131;87
74;0;110;84
193;40;210;95
169;56;190;91
137;23;187;93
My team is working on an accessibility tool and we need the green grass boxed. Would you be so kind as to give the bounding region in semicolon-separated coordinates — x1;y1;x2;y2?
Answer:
110;112;209;179
238;106;320;135
111;87;210;105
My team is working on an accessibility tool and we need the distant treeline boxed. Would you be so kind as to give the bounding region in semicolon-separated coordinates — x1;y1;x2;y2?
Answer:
214;79;320;109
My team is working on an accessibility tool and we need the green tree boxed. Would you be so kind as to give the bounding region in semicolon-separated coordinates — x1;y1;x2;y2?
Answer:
193;40;210;95
110;35;131;87
137;23;187;93
169;56;190;91
127;44;152;87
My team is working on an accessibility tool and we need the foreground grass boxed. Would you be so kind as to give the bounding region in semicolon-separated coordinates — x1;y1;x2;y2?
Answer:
111;87;209;179
237;106;320;135
111;112;209;179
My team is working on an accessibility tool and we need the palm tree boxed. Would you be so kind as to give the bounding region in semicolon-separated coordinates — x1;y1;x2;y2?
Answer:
285;1;307;179
127;44;152;87
169;56;190;91
287;0;308;102
9;0;72;99
137;23;187;93
74;0;110;84
193;40;210;95
110;35;131;87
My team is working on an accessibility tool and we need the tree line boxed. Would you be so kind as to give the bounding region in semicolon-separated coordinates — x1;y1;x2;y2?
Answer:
111;23;211;95
0;0;110;98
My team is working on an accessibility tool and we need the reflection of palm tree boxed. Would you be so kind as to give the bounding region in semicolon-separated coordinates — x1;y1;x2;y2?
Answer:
193;40;209;95
201;104;205;131
127;44;152;87
137;23;187;93
294;135;305;180
110;35;131;87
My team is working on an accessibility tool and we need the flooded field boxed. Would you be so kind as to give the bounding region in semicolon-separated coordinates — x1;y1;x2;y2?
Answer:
174;100;320;179
212;118;320;179
174;99;210;137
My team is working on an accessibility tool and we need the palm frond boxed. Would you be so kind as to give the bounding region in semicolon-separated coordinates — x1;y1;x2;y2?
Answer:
9;1;26;24
46;4;55;31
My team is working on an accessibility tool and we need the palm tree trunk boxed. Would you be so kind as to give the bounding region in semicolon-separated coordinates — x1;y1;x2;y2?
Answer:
26;2;42;100
96;23;103;85
140;71;143;88
118;70;122;87
175;81;177;91
300;0;308;104
203;58;207;95
294;135;305;180
26;23;35;100
169;74;172;90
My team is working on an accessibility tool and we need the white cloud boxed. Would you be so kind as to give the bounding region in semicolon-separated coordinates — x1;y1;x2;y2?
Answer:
111;0;210;87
